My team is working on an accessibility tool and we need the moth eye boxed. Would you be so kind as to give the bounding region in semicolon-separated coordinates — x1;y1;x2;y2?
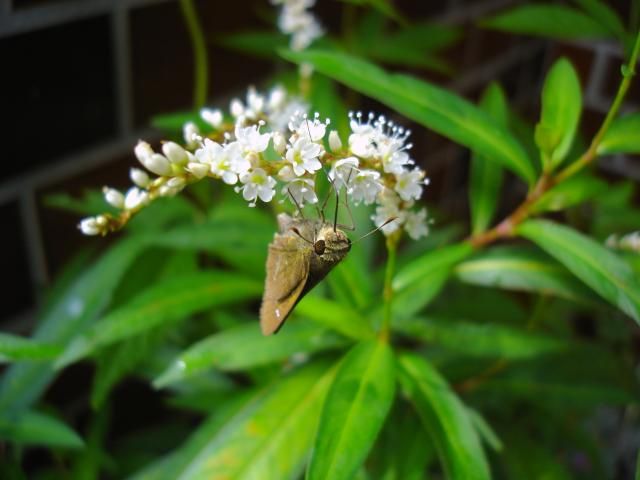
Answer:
314;239;326;255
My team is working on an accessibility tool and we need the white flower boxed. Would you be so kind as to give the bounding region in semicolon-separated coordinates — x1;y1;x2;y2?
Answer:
289;112;328;142
273;0;323;51
79;217;101;235
329;130;342;152
269;99;308;132
268;85;287;111
130;168;151;188
395;169;425;201
404;208;429;240
237;168;277;206
348;112;378;158
285;136;323;176
235;124;271;154
277;165;297;182
195;139;248;185
372;190;403;235
329;157;358;190
124;187;149;210
103;187;124;209
162;142;189;166
230;99;244;118
183;122;201;147
201;108;223;128
348;169;383;205
283;178;318;206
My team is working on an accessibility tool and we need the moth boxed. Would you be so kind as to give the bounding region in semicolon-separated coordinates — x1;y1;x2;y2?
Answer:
260;213;351;335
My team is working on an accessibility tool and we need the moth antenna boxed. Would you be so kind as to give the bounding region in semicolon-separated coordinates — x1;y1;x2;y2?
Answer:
333;183;339;233
352;217;398;244
305;117;313;140
318;167;336;221
291;227;314;245
287;187;305;219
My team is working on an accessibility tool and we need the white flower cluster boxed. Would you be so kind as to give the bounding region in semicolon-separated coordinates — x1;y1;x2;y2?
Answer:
606;231;640;252
271;0;323;51
79;86;430;240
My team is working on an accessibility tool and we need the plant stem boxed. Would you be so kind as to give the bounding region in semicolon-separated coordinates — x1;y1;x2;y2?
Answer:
179;0;209;110
380;233;398;341
470;29;640;250
556;29;640;183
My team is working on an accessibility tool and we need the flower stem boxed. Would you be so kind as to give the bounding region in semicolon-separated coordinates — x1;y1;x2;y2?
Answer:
381;233;399;341
179;0;209;110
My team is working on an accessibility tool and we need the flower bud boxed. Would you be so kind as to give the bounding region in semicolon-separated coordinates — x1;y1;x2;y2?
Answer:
183;122;201;147
230;99;244;118
124;187;149;210
134;140;154;164
162;141;189;166
167;176;186;189
329;130;342;152
143;153;172;176
130;168;151;188
187;162;209;179
103;187;124;209
272;131;286;155
79;217;100;235
201;108;223;129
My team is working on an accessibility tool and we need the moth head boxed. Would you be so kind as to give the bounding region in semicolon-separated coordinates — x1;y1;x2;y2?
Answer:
317;226;351;255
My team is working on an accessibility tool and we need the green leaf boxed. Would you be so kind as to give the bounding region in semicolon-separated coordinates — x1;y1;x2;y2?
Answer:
481;5;612;40
598;113;640;155
518;219;640;322
174;360;336;480
281;49;536;183
399;353;490;480
470;82;508;234
535;58;582;169
151;110;212;134
0;334;62;363
307;340;395;480
467;408;503;452
0;410;84;449
217;31;288;59
392;242;474;318
295;295;375;340
571;0;627;42
454;246;595;303
55;272;262;368
153;322;348;388
530;173;608;213
394;316;567;360
0;236;150;415
368;400;434;480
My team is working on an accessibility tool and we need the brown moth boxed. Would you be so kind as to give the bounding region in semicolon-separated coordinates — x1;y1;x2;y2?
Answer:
260;213;351;335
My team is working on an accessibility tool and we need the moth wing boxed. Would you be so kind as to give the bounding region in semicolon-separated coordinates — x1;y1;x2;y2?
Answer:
260;237;311;335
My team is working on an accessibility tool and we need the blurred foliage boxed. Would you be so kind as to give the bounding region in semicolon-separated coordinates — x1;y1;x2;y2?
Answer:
2;1;640;479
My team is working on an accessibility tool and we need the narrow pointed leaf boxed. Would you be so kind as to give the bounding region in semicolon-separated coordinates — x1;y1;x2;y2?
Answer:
394;316;567;360
571;0;627;42
518;219;640;322
470;83;508;234
0;334;62;363
176;360;336;480
295;296;375;340
454;246;595;303
0;236;150;414
0;410;84;449
282;49;535;183
481;5;612;39
399;353;490;480
392;242;474;317
154;322;347;388
307;340;396;480
535;58;582;168
598;113;640;155
56;272;262;368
